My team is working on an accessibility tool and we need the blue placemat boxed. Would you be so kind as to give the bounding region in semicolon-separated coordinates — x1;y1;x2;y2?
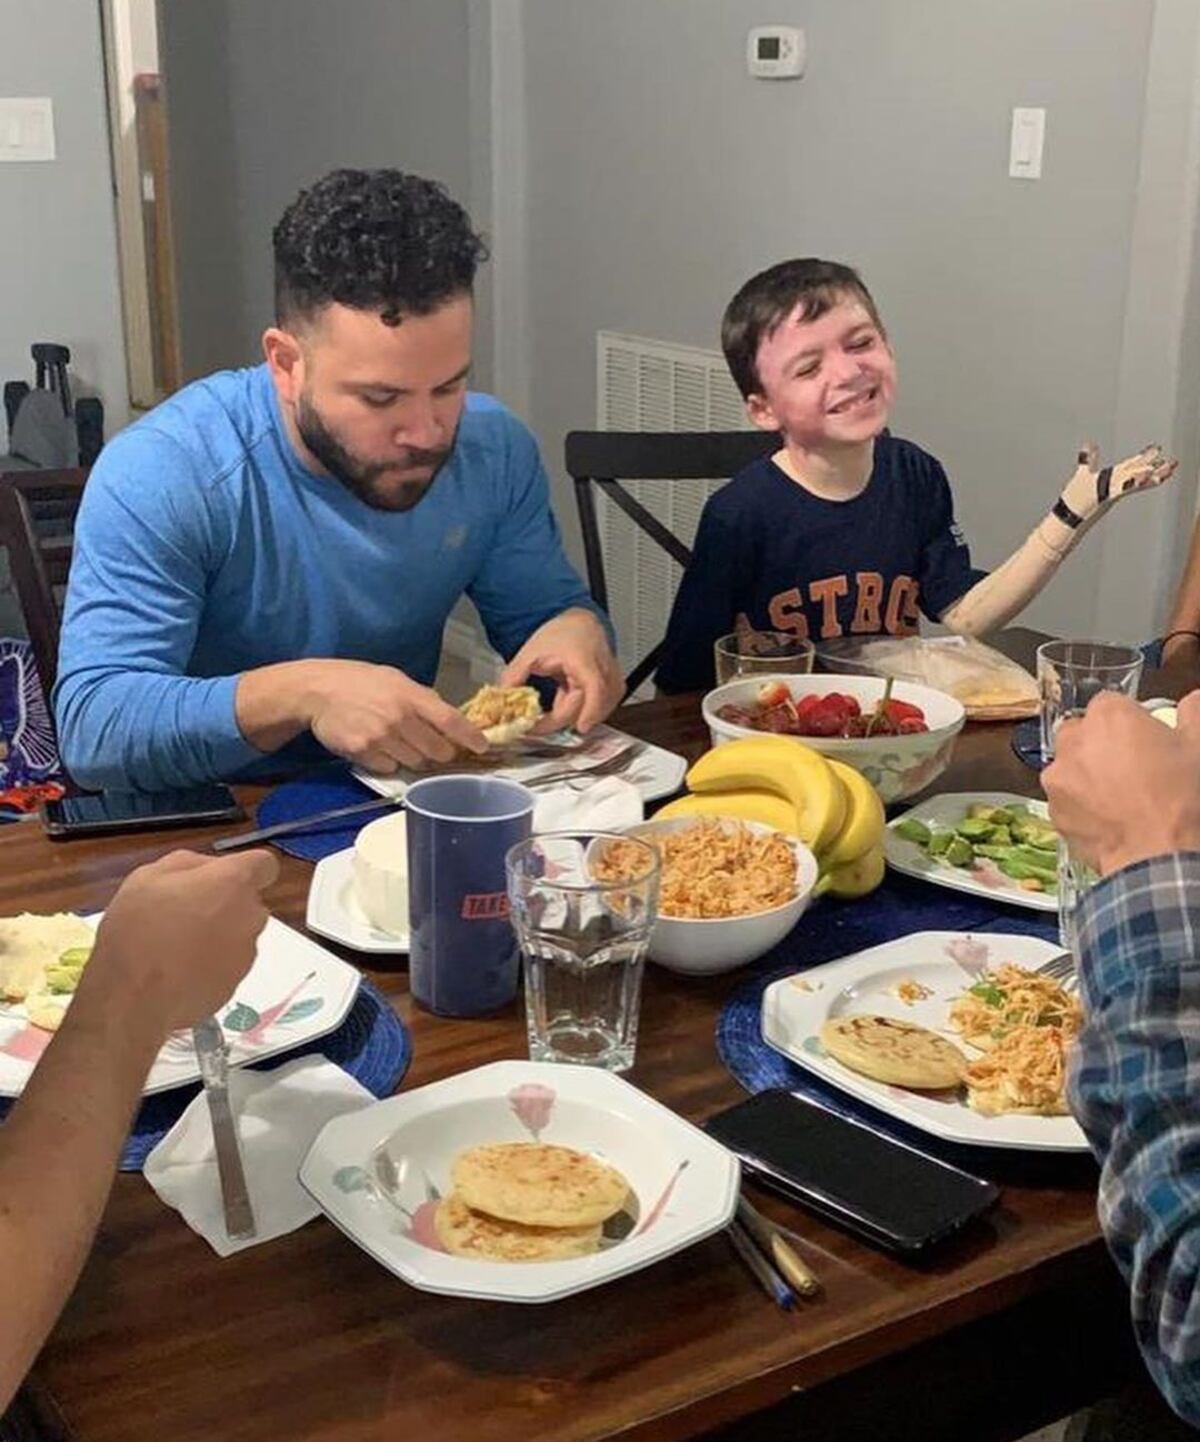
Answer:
1011;717;1043;771
256;766;388;861
0;977;411;1171
715;873;1061;1166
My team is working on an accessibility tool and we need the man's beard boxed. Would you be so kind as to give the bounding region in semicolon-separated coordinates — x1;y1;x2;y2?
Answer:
294;393;454;512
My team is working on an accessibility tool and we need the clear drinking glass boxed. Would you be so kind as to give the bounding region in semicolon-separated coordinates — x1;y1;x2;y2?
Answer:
1037;641;1141;948
1037;640;1143;763
506;832;660;1072
1057;842;1099;953
714;630;815;685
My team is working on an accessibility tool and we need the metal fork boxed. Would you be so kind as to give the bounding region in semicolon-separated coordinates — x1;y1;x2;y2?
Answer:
1036;950;1079;988
519;741;645;789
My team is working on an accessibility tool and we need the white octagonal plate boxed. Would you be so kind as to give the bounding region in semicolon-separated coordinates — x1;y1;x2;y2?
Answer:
299;1059;740;1303
0;916;361;1097
885;792;1058;913
352;724;686;806
307;847;409;954
762;931;1088;1152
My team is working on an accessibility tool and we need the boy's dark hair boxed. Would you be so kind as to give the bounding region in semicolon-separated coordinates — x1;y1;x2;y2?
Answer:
273;168;488;328
721;258;884;399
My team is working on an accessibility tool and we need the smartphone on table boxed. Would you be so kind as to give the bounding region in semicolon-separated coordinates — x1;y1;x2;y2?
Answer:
704;1089;999;1255
41;785;244;839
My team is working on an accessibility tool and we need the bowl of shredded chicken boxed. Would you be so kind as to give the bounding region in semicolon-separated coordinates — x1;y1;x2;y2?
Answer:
591;818;819;975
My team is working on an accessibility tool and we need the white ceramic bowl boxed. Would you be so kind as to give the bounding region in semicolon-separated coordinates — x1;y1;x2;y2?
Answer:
351;811;410;937
625;816;818;975
701;672;966;804
298;1060;740;1303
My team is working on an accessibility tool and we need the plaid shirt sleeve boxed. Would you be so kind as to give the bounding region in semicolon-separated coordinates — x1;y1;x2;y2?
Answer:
1070;852;1200;1427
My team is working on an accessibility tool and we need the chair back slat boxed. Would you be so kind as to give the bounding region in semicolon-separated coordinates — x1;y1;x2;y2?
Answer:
565;430;775;482
0;467;88;698
565;431;776;696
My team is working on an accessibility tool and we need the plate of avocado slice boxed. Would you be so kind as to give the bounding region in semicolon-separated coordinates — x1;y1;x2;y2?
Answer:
884;792;1059;912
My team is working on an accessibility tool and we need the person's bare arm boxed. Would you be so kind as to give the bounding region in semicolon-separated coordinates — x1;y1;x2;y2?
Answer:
942;444;1175;636
1160;515;1200;674
234;658;489;772
0;850;278;1411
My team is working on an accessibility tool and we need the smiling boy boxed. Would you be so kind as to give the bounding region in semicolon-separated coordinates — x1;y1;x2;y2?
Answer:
655;258;1175;693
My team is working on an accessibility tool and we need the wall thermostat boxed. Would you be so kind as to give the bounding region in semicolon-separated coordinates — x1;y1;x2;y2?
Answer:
747;26;806;79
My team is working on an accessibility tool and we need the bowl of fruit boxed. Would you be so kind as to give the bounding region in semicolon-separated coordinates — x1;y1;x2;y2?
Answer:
701;673;966;803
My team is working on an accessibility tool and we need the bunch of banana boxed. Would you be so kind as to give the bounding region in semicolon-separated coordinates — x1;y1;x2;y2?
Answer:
656;736;886;899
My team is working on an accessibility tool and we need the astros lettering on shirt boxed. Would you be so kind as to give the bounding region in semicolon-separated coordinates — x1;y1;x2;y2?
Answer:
655;432;986;693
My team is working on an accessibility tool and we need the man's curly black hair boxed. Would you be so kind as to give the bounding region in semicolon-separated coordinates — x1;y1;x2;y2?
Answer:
273;169;488;328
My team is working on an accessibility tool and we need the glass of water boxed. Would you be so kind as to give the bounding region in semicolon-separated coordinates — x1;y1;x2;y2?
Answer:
506;832;660;1072
1057;842;1099;952
1037;641;1141;947
1037;640;1143;763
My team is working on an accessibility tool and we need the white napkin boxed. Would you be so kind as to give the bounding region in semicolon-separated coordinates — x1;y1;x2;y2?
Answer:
532;776;643;833
144;1055;374;1257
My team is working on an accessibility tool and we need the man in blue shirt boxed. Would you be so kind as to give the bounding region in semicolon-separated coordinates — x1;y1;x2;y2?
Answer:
55;169;620;791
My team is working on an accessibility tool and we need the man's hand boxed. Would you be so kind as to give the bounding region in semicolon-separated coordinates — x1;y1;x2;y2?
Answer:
305;660;489;772
500;608;624;734
1043;690;1200;875
79;849;280;1036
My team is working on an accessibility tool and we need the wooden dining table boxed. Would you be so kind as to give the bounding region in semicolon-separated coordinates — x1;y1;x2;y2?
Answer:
3;631;1173;1442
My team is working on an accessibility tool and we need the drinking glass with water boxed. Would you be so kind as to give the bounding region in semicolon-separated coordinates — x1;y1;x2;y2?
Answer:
506;832;660;1072
1037;640;1142;949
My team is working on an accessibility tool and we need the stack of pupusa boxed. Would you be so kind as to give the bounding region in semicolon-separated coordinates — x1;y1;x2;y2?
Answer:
436;1142;631;1262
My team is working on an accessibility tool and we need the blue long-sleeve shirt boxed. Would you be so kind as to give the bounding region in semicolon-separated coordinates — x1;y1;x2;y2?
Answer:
1070;853;1200;1428
55;367;600;790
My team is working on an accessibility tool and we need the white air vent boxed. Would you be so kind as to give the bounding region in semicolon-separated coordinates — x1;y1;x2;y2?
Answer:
596;332;747;694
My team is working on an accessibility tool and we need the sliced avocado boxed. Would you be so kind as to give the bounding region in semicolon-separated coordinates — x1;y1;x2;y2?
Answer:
894;818;932;847
997;856;1059;886
1012;817;1057;850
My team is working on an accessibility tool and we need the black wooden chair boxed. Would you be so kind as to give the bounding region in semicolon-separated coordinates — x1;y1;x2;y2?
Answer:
565;430;778;694
0;467;89;699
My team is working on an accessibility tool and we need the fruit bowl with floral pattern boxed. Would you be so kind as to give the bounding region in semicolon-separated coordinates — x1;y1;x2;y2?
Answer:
702;673;966;804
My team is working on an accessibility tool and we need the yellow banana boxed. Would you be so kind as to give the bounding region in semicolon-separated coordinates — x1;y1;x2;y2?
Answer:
821;759;886;868
816;844;886;900
654;790;799;835
686;736;847;853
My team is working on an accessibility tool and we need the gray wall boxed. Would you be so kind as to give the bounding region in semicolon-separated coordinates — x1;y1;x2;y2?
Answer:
515;0;1193;641
0;0;128;638
162;0;475;378
0;0;128;431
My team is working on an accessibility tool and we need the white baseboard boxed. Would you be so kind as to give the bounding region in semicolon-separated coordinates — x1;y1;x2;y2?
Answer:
443;617;502;685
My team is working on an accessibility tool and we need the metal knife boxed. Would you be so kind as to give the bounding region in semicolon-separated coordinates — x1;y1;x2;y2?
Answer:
192;1016;257;1242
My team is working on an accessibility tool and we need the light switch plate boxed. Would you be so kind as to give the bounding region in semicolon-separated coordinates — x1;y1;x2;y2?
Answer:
1008;106;1045;180
0;98;56;162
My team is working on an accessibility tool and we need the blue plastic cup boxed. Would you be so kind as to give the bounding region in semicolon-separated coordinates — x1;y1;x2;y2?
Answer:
405;775;535;1017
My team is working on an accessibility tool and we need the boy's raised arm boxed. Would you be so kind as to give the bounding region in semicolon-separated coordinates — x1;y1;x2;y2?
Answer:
941;443;1175;635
